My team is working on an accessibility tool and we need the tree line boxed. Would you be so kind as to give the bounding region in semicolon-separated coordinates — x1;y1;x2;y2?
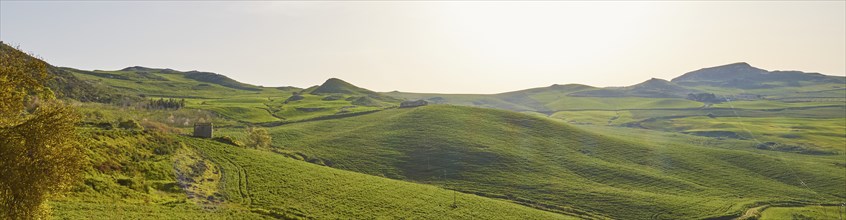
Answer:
145;98;186;110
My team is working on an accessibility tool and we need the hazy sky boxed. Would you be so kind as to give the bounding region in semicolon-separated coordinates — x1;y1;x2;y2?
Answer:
1;1;844;93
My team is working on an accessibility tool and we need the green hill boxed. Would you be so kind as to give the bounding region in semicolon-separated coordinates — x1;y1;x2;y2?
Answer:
569;78;699;98
182;70;263;91
48;126;571;219
5;41;844;219
61;67;402;123
671;62;845;89
311;78;401;102
185;137;574;219
386;83;702;112
266;105;845;219
310;78;373;95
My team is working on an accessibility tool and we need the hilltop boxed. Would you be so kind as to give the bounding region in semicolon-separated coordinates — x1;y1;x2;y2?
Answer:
672;62;845;89
309;78;402;102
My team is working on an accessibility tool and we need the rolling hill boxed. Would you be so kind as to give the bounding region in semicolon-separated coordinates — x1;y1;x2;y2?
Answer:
569;78;698;98
4;42;844;219
266;105;845;219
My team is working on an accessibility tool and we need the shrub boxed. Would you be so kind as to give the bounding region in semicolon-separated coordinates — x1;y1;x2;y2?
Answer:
118;119;143;130
246;127;271;149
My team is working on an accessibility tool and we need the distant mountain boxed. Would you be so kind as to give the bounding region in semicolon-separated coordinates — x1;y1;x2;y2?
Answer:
671;62;844;88
569;78;697;98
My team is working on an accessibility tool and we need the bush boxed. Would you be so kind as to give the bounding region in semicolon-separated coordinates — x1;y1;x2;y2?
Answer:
246;127;271;149
118;119;143;130
148;132;179;155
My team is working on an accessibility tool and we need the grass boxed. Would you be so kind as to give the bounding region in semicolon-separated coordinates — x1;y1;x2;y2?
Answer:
184;137;575;219
69;68;401;124
387;88;704;112
265;105;846;219
49;127;264;219
713;99;845;109
265;94;388;122
542;96;702;110
759;206;846;220
41;59;846;219
51;121;572;219
549;110;635;125
50;201;271;220
640;116;846;153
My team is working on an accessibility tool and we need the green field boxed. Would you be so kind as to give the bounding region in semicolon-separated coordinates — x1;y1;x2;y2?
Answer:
759;206;846;220
264;105;845;219
5;43;844;220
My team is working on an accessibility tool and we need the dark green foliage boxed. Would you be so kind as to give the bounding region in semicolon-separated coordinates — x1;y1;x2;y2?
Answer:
687;93;723;103
321;94;345;101
284;93;305;103
117;120;143;130
145;98;185;110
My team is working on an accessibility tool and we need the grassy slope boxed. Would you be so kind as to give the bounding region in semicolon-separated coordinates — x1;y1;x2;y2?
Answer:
266;105;845;219
49;127;270;219
184;137;574;219
759;206;845;220
50;123;571;219
640;116;846;152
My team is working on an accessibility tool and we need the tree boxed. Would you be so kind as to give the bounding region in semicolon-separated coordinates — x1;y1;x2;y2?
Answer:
245;127;271;149
0;43;83;220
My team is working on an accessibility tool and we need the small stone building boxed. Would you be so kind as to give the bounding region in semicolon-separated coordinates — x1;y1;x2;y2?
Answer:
400;100;428;108
193;123;213;138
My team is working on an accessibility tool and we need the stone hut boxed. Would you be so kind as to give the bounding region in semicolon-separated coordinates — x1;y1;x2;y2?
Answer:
400;100;428;108
193;122;213;138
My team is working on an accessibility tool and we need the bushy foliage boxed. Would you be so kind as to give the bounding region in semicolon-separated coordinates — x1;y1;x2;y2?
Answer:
145;98;185;110
245;127;271;149
118;119;143;130
687;93;723;103
0;43;83;220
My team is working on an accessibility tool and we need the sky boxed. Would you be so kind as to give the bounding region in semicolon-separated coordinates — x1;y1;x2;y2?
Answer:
1;1;844;94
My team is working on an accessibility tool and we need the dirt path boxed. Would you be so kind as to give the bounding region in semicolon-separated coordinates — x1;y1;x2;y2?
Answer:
224;157;252;206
